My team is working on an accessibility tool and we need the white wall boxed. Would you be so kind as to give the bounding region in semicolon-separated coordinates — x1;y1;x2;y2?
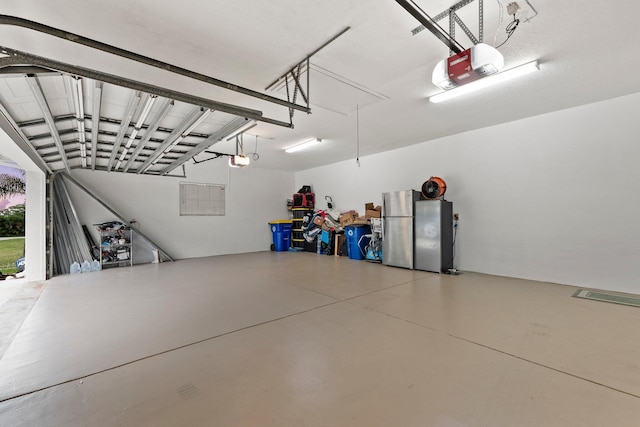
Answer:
0;131;46;281
69;161;294;260
296;92;640;294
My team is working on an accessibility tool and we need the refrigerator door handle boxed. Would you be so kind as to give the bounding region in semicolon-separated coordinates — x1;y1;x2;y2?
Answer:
381;216;385;241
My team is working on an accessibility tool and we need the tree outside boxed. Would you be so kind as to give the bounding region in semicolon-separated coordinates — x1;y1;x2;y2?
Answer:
0;165;26;277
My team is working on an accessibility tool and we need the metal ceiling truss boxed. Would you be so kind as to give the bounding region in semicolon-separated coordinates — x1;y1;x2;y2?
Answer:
0;14;309;118
160;116;252;175
123;99;173;173
25;75;71;173
0;14;354;178
0;105;51;173
0;48;271;176
91;81;103;170
0;47;278;125
398;0;485;53
265;27;350;121
107;91;142;172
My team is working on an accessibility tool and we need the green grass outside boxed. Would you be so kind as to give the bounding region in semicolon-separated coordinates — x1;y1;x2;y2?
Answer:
0;237;25;275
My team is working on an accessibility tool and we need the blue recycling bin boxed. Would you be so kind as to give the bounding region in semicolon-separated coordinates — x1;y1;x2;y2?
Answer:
345;225;371;260
269;220;292;252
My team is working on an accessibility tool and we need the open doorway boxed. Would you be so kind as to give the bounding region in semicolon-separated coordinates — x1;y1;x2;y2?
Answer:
0;164;26;280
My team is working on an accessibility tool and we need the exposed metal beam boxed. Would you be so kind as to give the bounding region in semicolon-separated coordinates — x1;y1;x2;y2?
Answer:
0;66;57;75
69;76;88;168
27;128;76;141
136;106;204;174
114;95;157;170
68;164;187;178
266;27;351;90
0;15;309;114
411;0;475;34
107;91;141;171
25;75;71;173
91;81;103;170
396;0;464;53
0;47;294;128
0;104;51;173
159;117;252;175
123;99;173;173
410;0;484;45
479;0;484;43
19;114;80;129
452;13;478;45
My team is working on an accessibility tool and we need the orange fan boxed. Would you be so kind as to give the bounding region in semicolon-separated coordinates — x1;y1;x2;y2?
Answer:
421;176;447;199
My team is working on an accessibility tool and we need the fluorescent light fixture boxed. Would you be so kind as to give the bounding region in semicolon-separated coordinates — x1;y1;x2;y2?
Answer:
228;155;250;167
285;138;322;153
428;60;539;104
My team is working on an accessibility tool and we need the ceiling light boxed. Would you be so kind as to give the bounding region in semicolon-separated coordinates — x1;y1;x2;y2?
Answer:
285;138;322;153
229;155;250;168
428;60;539;103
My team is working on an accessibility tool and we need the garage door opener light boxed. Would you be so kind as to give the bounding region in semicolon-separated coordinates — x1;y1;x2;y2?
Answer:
229;133;250;168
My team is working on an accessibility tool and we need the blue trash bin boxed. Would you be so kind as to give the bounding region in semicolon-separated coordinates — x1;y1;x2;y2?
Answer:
345;225;371;260
269;221;292;252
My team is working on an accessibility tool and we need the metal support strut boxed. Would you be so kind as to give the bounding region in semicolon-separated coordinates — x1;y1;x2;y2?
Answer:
0;47;294;129
265;27;350;121
406;0;485;50
0;15;310;115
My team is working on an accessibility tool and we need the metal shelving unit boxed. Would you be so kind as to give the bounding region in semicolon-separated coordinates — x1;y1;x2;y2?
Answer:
95;223;133;268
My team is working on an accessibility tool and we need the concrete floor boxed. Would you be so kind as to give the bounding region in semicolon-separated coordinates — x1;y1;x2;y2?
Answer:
0;252;639;426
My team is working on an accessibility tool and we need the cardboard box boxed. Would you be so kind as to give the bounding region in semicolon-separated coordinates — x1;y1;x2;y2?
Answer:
313;216;325;226
364;203;382;219
339;211;358;227
354;217;370;225
365;210;381;218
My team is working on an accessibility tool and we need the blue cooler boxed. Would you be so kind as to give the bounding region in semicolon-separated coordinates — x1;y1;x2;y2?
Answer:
345;225;371;260
269;220;292;252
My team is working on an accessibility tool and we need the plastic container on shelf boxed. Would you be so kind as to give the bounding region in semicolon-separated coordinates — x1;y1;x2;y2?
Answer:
269;220;293;252
345;225;371;260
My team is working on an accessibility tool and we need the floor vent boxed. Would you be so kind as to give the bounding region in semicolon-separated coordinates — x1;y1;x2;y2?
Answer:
572;289;640;308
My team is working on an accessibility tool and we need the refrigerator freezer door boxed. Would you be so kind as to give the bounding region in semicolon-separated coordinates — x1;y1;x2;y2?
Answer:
382;217;413;269
414;200;454;273
414;201;442;272
383;191;415;218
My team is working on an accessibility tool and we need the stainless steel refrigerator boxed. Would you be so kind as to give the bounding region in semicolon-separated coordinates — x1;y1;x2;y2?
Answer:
382;190;422;269
414;200;454;273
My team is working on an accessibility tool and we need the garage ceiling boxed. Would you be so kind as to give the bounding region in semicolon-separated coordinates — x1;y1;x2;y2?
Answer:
0;0;639;173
